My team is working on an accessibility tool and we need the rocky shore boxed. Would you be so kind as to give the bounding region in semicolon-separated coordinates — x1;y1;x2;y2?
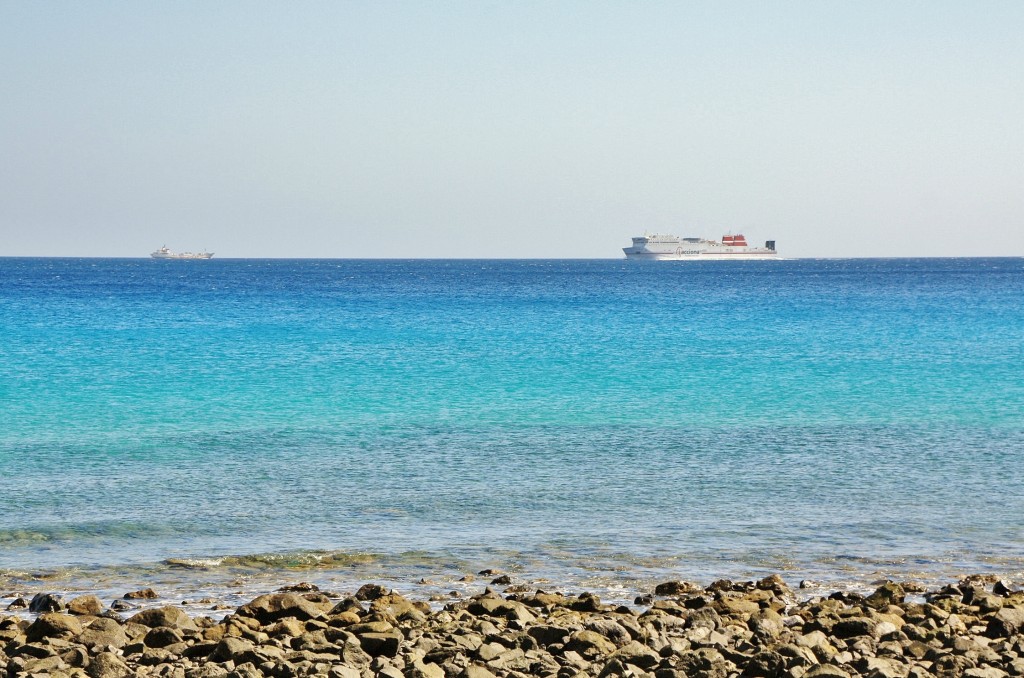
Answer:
3;575;1024;678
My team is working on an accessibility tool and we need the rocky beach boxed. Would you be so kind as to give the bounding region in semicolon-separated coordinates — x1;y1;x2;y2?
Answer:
4;574;1024;678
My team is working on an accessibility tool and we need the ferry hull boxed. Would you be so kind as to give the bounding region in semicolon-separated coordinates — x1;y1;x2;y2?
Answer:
623;233;777;260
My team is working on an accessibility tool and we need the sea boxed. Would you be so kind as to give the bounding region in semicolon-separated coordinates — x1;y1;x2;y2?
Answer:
1;257;1023;612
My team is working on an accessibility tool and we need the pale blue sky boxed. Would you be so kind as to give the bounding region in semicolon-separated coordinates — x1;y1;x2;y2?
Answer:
2;1;1022;257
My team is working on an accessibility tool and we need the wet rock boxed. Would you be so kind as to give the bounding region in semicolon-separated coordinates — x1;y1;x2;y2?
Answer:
28;592;65;613
68;594;104;615
6;596;29;612
354;584;389;601
124;587;159;600
655;581;703;596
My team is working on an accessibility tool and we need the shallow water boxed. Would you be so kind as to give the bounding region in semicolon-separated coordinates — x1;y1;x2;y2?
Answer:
1;257;1023;605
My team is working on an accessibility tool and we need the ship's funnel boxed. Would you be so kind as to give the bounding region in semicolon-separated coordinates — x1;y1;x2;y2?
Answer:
766;240;776;251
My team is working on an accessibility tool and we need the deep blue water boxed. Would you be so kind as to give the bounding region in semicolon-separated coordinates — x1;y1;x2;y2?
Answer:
1;258;1022;602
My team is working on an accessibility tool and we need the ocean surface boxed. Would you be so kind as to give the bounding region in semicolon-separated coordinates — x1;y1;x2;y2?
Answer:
1;257;1023;609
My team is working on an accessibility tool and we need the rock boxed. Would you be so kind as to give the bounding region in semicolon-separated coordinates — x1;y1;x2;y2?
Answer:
803;666;851;678
210;636;255;662
123;588;159;600
963;669;1008;678
527;624;570;646
278;582;319;592
612;640;661;669
369;592;417;619
22;655;68;674
986;607;1024;638
227;662;263;678
87;651;131;678
855;656;909;678
742;650;787;677
25;612;83;642
655;581;703;596
587;618;633;646
359;631;402;657
236;593;325;623
144;626;185;648
6;596;28;610
408;659;446;678
750;608;786;639
354;584;389;601
129;605;199;630
565;629;618;656
833;617;878;639
866;583;906;609
28;592;65;613
490;574;512;585
328;666;362;678
461;665;497;678
68;594;104;615
80;616;130;649
716;595;760;617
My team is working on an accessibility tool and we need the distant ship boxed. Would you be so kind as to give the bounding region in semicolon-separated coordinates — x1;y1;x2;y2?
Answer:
150;246;214;260
623;233;777;260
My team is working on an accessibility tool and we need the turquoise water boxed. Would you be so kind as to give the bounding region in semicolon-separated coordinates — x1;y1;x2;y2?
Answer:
1;258;1023;602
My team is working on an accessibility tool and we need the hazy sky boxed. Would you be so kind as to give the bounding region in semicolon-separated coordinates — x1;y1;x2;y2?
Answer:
2;2;1022;258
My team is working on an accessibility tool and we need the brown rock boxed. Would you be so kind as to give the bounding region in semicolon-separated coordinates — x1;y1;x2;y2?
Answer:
236;592;325;623
123;588;159;600
87;651;131;678
79;617;130;649
359;631;402;657
28;592;65;613
355;583;389;601
129;605;199;630
25;612;83;642
655;581;703;596
565;629;617;656
64;594;103;616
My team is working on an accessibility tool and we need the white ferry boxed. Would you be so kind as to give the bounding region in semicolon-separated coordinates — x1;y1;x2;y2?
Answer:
623;233;777;260
151;246;214;260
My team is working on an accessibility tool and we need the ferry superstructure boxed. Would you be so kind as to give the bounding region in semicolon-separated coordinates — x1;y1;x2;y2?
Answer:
150;246;214;260
623;233;777;260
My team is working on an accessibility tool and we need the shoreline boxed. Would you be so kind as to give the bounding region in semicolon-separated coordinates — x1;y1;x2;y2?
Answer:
2;574;1022;677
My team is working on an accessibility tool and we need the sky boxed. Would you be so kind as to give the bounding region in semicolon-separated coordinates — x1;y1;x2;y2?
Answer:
1;1;1022;258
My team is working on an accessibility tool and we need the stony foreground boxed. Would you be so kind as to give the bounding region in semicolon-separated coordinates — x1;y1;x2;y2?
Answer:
3;575;1024;678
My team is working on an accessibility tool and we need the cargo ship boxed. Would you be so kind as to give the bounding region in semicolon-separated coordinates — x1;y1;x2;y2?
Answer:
623;233;777;260
150;246;214;260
